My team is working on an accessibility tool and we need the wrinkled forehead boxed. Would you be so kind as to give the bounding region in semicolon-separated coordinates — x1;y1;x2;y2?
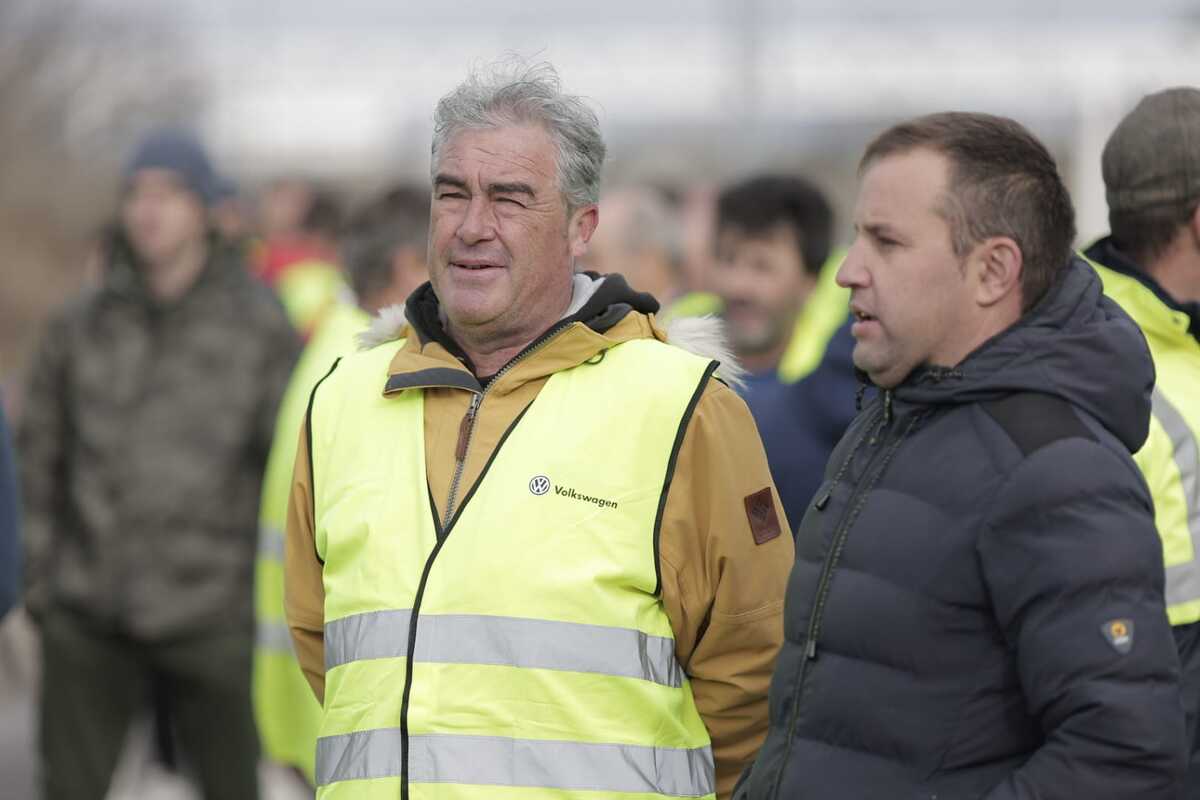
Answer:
435;124;558;189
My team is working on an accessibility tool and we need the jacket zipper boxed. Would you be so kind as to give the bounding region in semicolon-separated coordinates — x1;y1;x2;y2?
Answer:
769;392;917;799
401;321;576;799
804;394;894;661
441;323;571;523
444;392;481;524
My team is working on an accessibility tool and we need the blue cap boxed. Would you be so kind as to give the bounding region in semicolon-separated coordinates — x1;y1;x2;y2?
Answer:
124;129;218;206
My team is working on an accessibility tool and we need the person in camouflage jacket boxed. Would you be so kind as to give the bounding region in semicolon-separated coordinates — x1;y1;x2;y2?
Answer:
19;129;298;800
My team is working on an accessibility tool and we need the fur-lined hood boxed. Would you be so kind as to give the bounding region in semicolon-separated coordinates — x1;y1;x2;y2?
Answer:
359;276;745;389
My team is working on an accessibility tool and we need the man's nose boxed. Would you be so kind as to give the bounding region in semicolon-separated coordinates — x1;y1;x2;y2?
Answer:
837;239;869;289
720;259;761;298
456;196;496;245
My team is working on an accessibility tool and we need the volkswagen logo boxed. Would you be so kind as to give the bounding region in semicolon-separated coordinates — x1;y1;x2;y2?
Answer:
529;475;551;496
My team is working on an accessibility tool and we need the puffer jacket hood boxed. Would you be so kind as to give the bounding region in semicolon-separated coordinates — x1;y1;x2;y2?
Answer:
895;255;1155;454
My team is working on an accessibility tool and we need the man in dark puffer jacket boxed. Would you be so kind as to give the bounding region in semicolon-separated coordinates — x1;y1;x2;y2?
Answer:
736;113;1187;799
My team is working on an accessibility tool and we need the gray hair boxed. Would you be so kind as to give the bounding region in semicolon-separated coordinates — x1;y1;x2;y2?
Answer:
431;58;606;212
604;186;684;267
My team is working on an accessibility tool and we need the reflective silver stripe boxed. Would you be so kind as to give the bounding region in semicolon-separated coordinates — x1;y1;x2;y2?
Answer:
324;609;411;671
316;729;714;797
258;525;285;561
256;620;295;654
1156;389;1200;607
324;610;683;687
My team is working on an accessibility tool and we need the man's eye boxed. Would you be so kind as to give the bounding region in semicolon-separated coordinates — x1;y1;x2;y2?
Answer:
438;191;466;200
497;197;524;206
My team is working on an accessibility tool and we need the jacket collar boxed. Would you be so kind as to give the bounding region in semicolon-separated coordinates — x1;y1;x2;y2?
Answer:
1085;237;1200;342
366;272;744;397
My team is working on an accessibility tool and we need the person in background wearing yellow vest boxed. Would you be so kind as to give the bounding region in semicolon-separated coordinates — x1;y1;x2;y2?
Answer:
1083;86;1200;794
284;58;793;800
253;185;430;787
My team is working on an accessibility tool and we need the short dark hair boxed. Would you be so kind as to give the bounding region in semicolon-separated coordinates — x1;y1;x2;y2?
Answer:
716;175;834;276
340;185;430;300
861;112;1076;311
1109;197;1200;267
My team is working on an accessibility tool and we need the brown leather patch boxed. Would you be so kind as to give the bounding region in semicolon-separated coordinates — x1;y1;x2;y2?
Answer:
744;488;782;545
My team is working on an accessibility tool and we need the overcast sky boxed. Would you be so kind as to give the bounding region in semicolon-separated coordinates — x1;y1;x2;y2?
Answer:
83;0;1200;236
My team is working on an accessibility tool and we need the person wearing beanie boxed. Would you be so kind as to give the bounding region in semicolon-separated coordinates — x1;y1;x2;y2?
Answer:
19;127;299;799
1084;86;1200;794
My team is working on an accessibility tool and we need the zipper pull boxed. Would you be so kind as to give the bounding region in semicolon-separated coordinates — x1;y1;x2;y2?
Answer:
455;394;481;462
814;487;831;510
806;638;818;660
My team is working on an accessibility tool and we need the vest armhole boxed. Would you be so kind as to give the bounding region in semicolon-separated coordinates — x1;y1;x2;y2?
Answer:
653;360;720;596
305;357;343;565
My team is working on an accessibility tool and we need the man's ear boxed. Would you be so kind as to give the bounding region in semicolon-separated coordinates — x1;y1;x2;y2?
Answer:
569;205;599;259
972;236;1023;308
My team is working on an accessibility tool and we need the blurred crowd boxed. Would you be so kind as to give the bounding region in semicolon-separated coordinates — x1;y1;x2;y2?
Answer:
0;58;1198;800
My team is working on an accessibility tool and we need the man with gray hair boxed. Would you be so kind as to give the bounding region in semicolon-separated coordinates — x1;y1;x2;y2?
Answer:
284;59;792;800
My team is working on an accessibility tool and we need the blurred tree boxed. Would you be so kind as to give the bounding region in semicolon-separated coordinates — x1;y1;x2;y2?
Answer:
0;0;205;394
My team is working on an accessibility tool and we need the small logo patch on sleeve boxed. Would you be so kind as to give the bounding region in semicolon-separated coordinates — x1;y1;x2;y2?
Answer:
744;488;782;545
1101;618;1134;654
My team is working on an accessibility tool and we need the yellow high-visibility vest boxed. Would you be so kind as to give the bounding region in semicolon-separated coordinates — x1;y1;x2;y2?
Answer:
1090;258;1200;626
776;248;850;383
308;336;718;799
276;260;346;337
253;298;369;782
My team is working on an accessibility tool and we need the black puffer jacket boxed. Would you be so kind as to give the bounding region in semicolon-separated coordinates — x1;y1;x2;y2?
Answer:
737;257;1187;799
